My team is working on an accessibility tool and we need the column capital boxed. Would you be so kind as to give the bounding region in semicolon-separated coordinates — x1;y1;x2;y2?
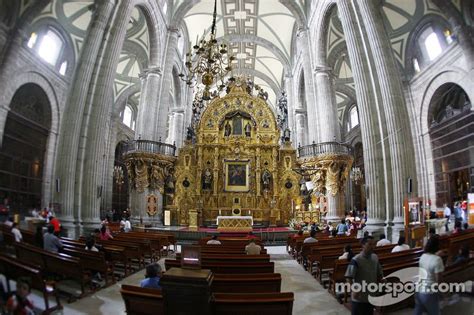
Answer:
139;66;162;79
314;65;333;74
167;27;181;37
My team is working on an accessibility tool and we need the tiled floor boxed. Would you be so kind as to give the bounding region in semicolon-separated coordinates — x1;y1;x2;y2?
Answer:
4;246;473;314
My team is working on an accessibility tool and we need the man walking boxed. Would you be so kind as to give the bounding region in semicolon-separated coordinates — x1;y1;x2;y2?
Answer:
444;204;451;232
345;236;383;315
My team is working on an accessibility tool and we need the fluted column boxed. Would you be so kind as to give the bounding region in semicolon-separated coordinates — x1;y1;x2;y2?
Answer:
297;28;319;144
172;111;185;147
357;0;416;239
295;113;306;147
54;0;116;224
136;67;162;140
155;28;180;139
314;66;341;142
284;74;295;142
337;0;387;235
80;0;134;226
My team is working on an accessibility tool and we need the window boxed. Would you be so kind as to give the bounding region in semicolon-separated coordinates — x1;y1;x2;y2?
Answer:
413;22;453;73
348;106;359;131
27;26;68;75
122;105;135;130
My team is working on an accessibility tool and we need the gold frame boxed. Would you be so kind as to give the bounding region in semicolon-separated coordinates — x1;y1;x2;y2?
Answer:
224;159;250;192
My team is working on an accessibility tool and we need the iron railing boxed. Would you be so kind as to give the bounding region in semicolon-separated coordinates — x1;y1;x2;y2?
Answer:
123;139;176;157
298;141;353;158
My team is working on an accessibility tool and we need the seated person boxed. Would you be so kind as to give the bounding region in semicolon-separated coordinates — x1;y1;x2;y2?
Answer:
43;225;63;253
451;244;469;265
140;263;162;289
391;236;410;253
120;217;132;232
85;236;99;252
329;229;338;238
303;229;318;244
376;234;391;247
99;225;113;240
245;239;262;255
206;235;221;245
339;244;355;261
11;222;22;242
336;219;348;235
6;278;34;315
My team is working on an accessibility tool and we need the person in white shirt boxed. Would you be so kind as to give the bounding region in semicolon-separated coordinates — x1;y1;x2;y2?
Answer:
120;217;132;232
206;235;221;245
414;236;444;315
11;222;22;242
303;229;318;244
444;204;451;231
376;234;391;247
4;216;13;227
391;236;410;253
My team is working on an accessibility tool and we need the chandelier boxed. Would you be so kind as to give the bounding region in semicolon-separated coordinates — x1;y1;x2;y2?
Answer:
350;167;364;185
113;165;124;185
178;0;235;100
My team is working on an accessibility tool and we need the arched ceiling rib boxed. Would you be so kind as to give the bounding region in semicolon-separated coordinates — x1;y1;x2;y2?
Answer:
182;0;297;105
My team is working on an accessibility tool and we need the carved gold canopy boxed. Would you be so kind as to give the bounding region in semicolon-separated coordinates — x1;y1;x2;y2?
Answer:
170;80;300;226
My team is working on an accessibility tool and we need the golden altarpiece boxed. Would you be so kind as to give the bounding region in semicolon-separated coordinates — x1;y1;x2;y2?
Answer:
168;81;302;227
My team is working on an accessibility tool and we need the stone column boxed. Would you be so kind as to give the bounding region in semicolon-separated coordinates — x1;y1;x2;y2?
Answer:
284;75;295;142
337;0;387;236
135;67;162;140
295;113;306;147
173;111;185;147
314;66;341;142
155;28;180;139
80;0;134;226
53;0;116;224
297;28;319;144
357;0;417;241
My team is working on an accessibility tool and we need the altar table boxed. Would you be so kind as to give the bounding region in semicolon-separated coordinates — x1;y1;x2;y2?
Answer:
217;216;253;232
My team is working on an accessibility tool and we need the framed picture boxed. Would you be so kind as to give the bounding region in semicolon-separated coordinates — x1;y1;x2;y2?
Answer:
224;159;250;192
407;201;421;225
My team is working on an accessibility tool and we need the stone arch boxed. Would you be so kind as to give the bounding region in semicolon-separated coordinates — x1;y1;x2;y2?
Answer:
114;85;141;118
0;74;59;210
134;0;166;66
312;0;337;65
418;68;474;206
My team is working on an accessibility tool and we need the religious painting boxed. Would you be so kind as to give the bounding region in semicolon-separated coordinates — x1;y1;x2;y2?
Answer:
232;116;242;135
224;160;250;192
407;201;421;225
147;194;157;216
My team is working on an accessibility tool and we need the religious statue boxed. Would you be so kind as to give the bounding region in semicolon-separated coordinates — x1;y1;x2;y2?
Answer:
202;168;213;190
186;126;194;141
245;122;252;137
224;121;232;136
283;128;291;142
262;169;272;190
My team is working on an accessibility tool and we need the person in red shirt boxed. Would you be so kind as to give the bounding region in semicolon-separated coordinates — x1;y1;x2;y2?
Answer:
49;216;61;235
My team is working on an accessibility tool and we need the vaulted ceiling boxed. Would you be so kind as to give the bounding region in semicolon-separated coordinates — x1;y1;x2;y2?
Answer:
180;0;299;107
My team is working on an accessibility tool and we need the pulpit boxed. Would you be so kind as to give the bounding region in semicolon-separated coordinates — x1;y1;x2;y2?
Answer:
216;215;253;232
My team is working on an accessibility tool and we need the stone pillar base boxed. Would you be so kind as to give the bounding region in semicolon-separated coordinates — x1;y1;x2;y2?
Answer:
364;219;386;239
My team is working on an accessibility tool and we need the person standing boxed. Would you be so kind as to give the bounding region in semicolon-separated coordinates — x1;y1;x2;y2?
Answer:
414;236;444;315
444;204;451;232
345;236;383;315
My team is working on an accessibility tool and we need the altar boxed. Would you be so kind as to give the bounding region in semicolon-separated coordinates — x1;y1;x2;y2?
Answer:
217;216;253;232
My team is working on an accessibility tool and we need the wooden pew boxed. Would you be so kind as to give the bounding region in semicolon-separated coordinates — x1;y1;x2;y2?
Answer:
211;292;294;315
0;254;62;314
212;273;281;293
15;242;92;297
199;246;267;255
61;247;115;286
198;237;263;247
175;253;271;264
120;284;163;315
164;259;275;274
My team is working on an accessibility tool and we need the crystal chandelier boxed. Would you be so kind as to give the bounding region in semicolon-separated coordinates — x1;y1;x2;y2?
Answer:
178;0;235;100
350;167;364;185
113;165;124;185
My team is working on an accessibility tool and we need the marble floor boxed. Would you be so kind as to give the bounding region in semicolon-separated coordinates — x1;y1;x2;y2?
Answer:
4;246;473;314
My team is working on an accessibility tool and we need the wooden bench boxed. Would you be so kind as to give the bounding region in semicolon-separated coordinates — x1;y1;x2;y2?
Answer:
211;292;294;315
175;253;271;264
0;254;62;314
120;284;163;315
164;259;275;274
15;242;92;297
212;273;281;293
